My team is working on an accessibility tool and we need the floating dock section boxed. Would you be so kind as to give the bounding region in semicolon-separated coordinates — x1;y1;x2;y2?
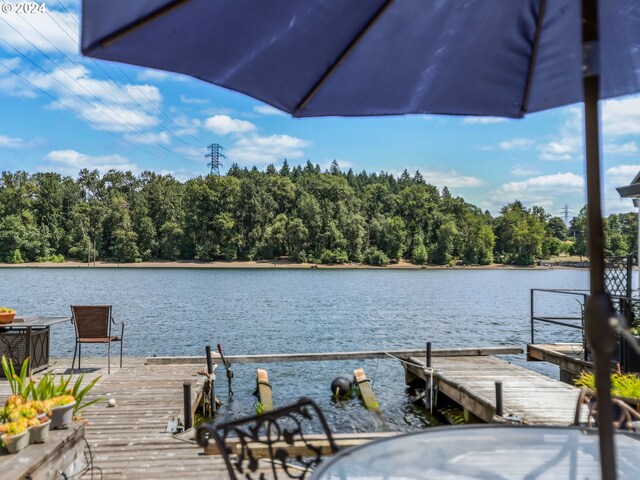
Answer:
404;354;584;425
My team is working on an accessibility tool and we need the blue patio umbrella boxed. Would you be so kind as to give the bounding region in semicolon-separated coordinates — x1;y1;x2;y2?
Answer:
81;1;640;478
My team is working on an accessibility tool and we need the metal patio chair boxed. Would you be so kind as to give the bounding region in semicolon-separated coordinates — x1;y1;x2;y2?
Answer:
574;388;640;432
70;305;124;374
196;397;339;480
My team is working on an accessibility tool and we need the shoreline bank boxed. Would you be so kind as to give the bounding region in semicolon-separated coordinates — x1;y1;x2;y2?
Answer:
0;259;586;270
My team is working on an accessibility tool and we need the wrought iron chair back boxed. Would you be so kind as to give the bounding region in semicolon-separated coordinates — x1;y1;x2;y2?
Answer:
197;397;338;480
574;388;640;432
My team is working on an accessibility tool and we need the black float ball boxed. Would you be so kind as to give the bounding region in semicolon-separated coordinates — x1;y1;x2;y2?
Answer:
330;375;354;396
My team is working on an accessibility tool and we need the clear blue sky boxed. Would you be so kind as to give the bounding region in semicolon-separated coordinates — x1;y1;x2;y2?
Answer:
1;0;639;217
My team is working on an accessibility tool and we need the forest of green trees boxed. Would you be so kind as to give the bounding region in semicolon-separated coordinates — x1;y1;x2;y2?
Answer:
0;161;637;266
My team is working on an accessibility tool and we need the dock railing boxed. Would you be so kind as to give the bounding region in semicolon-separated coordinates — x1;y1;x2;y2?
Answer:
530;289;635;366
530;288;589;360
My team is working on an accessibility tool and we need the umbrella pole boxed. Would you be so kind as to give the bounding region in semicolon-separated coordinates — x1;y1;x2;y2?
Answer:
582;1;617;475
584;74;617;480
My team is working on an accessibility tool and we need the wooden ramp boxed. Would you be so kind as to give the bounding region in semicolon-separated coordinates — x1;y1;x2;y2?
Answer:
405;355;583;426
528;343;592;372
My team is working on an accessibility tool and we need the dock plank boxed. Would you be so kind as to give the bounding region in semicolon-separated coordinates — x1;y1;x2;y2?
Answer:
405;355;582;425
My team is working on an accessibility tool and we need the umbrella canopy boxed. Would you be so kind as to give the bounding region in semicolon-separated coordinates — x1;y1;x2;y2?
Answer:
82;1;640;479
82;0;640;117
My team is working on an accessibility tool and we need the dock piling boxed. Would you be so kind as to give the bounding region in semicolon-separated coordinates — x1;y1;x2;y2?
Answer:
205;346;217;415
183;381;193;430
495;381;503;417
426;342;432;368
256;368;274;412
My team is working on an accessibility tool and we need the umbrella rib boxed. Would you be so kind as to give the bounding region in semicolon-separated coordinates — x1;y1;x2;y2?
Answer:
83;0;190;53
294;0;394;115
521;0;547;114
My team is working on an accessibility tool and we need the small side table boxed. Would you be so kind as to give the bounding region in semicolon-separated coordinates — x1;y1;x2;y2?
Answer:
0;316;70;373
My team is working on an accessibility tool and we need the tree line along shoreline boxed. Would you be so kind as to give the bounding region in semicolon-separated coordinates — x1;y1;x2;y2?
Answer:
0;161;636;267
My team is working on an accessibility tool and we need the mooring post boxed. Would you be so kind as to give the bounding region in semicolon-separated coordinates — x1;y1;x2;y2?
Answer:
183;381;192;430
423;367;433;411
426;342;432;368
205;346;217;414
495;381;503;417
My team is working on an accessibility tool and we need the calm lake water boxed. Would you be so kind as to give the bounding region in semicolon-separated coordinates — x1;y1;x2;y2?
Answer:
0;268;590;432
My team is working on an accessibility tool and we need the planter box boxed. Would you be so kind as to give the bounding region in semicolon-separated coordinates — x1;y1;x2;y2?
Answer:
0;423;85;479
0;328;49;375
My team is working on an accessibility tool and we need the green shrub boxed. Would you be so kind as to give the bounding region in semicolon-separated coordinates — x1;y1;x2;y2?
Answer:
9;249;24;264
36;254;65;263
363;247;389;266
412;243;428;265
320;249;348;265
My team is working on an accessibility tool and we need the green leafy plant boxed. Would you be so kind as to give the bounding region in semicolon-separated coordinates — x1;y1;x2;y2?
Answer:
29;372;102;415
2;356;30;400
70;373;102;415
575;371;640;399
3;358;102;418
29;373;55;401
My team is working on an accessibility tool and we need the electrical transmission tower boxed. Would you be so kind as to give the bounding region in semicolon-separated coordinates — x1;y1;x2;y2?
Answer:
560;204;571;224
205;143;226;175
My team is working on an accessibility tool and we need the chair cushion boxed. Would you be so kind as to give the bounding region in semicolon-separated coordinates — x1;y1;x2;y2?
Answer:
78;336;120;343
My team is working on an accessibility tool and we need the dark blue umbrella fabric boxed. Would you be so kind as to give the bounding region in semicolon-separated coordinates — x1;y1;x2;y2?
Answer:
82;0;640;118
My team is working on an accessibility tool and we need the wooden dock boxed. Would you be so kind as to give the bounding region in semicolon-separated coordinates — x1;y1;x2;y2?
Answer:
527;343;593;383
52;359;233;479
404;355;584;425
146;346;523;365
0;346;588;478
0;358;256;479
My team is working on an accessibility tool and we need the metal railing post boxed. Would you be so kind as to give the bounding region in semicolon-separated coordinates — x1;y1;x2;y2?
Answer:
530;289;535;344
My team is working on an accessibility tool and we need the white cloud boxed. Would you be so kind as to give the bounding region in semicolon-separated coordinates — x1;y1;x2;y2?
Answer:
534;97;640;163
0;134;25;148
423;169;483;188
462;117;508;125
538;136;580;161
42;150;139;175
253;105;286;116
171;114;201;137
137;70;171;82
172;145;205;164
0;5;78;55
498;138;535;150
602;97;640;137
489;172;584;211
228;134;310;165
16;63;165;135
319;159;354;171
180;94;209;105
510;166;540;176
204;115;256;135
0;57;37;97
136;69;188;83
392;167;483;189
123;131;170;145
604;141;638;155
